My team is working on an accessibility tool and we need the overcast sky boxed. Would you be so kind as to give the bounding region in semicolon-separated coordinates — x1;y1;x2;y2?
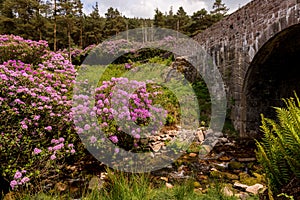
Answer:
81;0;253;18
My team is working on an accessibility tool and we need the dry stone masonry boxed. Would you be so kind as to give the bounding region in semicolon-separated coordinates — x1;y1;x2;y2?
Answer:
194;0;300;137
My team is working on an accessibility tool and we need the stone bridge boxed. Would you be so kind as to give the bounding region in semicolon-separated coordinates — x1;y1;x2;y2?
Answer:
194;0;300;137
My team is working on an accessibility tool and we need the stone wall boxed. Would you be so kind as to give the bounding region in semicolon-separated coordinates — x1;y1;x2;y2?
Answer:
194;0;300;137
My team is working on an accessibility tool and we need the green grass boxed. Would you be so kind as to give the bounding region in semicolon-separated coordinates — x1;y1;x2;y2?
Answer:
12;168;258;200
76;57;210;127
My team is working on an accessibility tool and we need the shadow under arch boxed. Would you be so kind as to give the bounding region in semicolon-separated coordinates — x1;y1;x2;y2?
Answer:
242;23;300;137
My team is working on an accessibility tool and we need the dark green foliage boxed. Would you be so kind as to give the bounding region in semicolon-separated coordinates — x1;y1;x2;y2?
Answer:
103;7;126;37
256;93;300;193
191;80;211;123
211;0;229;21
0;0;228;50
154;8;165;28
113;48;172;64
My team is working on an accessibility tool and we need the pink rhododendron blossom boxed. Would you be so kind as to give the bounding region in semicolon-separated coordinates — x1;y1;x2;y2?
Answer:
109;135;118;144
14;171;22;179
33;148;42;155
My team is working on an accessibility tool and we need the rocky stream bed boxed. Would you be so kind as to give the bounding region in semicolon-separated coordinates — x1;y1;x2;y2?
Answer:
10;127;270;200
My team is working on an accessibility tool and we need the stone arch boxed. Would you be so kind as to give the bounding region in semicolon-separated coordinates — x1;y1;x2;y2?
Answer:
242;23;300;137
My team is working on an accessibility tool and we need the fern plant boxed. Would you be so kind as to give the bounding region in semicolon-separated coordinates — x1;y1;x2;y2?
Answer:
256;93;300;193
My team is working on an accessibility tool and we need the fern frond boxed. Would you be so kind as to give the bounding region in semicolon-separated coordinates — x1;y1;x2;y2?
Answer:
256;93;300;193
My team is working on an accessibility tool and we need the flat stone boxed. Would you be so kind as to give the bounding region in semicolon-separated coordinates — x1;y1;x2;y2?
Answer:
189;153;198;157
160;177;168;182
214;163;228;170
150;142;164;152
166;182;174;189
233;182;249;190
246;183;264;195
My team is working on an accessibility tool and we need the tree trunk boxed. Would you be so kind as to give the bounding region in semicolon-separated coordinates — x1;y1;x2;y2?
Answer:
68;22;72;62
53;0;57;51
39;27;42;40
80;24;83;48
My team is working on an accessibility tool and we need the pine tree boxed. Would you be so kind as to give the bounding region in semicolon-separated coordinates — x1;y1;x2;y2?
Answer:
103;7;126;37
153;8;164;28
165;6;176;30
84;2;105;45
175;6;191;35
58;0;79;58
74;0;83;48
211;0;229;21
0;0;41;38
189;8;212;36
53;0;57;50
0;0;16;34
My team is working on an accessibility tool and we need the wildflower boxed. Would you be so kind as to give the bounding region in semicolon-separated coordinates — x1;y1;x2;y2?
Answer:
10;180;18;190
45;126;52;131
53;143;64;151
51;139;59;144
125;63;132;69
104;98;109;105
33;115;40;120
84;124;91;130
33;147;42;155
101;122;108;127
109;135;118;144
134;134;140;139
50;154;56;160
21;124;28;129
20;177;30;184
14;171;22;179
103;107;109;113
90;136;97;144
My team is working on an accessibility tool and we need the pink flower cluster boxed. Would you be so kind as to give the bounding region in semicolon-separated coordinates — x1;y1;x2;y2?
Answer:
10;170;30;190
57;44;97;64
89;37;179;58
72;77;167;149
47;138;76;160
0;34;48;65
0;34;78;189
125;63;132;69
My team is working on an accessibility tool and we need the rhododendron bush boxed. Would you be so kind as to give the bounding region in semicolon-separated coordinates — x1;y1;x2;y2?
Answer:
57;44;97;66
0;34;172;190
0;35;48;65
72;77;167;153
0;35;81;190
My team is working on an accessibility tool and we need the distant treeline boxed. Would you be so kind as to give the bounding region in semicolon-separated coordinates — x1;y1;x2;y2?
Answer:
0;0;229;50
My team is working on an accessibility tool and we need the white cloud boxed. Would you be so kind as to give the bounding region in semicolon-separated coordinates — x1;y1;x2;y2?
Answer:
81;0;252;18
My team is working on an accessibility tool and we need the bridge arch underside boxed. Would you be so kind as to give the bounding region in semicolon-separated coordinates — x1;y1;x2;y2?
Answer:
243;24;300;137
